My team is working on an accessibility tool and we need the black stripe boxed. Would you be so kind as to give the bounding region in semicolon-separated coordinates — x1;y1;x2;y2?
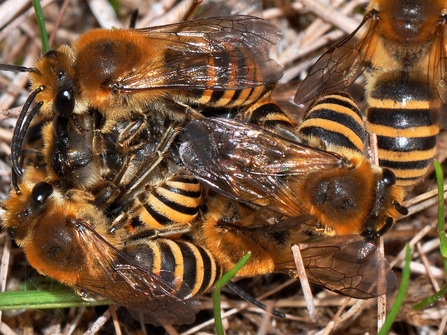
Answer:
130;216;145;229
304;109;366;141
179;242;198;293
376;135;437;152
124;244;155;271
162;184;201;198
367;108;433;128
159;241;176;284
210;89;225;103
396;176;423;183
188;88;205;100
154;190;199;214
300;126;362;152
172;177;199;184
369;78;430;101
250;103;285;120
379;158;433;169
197;246;214;294
250;104;294;128
144;202;172;225
317;96;362;117
244;86;262;105
230;88;243;103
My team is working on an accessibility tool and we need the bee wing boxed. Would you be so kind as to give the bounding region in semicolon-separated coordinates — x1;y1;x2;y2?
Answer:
194;0;263;18
294;10;380;105
296;235;396;299
221;211;315;232
74;221;199;326
180;118;344;216
430;19;447;129
120;16;283;91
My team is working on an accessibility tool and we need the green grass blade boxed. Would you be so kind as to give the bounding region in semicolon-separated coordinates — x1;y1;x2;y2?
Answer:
31;0;50;52
434;161;447;270
378;244;412;335
413;160;447;309
413;282;447;310
0;288;113;310
213;252;251;335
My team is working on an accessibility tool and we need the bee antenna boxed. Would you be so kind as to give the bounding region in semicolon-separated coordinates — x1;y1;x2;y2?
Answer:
0;64;35;73
129;9;139;29
225;281;285;318
11;88;43;178
11;169;21;194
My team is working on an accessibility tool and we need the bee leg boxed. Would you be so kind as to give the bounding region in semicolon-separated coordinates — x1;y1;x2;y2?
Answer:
126;226;192;242
71;114;88;137
117;122;181;196
226;281;285;318
175;101;204;120
108;197;143;233
181;0;204;21
91;181;121;208
116;117;148;152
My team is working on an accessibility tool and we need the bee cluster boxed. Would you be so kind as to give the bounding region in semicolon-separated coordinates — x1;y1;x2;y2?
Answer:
1;0;445;330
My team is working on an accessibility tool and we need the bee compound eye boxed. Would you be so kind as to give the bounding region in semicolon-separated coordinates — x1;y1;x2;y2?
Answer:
381;168;396;186
54;88;75;118
6;228;15;239
31;182;54;204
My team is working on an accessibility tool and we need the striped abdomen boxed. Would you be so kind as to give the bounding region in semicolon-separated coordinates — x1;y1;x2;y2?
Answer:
366;77;439;187
238;95;301;141
297;92;366;153
190;84;275;109
124;239;222;297
138;172;202;229
181;33;277;109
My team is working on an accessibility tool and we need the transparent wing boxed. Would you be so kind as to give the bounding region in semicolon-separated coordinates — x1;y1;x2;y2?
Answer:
195;0;263;18
295;235;396;299
294;10;380;105
119;16;283;91
430;18;447;129
180;118;346;216
74;221;199;326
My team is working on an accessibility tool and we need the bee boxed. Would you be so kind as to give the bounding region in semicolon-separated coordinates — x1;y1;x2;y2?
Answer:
1;176;221;326
191;194;397;299
179;106;407;298
37;110;204;233
294;0;446;187
9;80;203;238
4;15;283;184
180;117;407;238
8;66;202;228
